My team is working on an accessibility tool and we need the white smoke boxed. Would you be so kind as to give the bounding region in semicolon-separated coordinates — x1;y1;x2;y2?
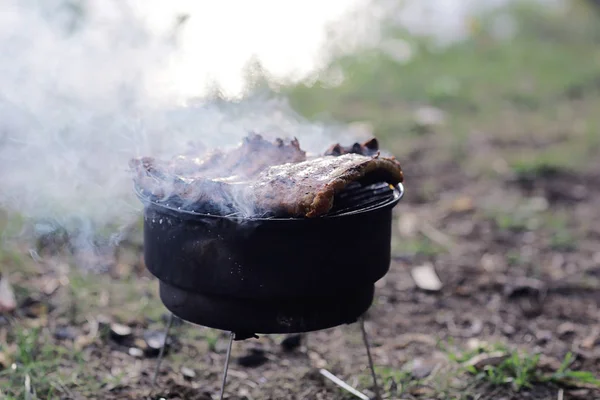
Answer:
0;0;362;244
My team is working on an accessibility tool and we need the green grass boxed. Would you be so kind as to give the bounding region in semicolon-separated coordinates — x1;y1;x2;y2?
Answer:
0;327;92;400
466;350;600;392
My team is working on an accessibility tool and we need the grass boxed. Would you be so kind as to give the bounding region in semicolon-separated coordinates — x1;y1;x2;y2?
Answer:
446;341;600;395
0;326;92;400
357;340;600;399
466;350;600;392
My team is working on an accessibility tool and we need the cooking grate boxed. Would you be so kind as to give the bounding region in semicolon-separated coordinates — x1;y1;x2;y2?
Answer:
327;181;396;216
137;180;398;219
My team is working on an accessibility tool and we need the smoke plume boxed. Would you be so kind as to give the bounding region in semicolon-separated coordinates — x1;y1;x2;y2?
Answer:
0;0;362;252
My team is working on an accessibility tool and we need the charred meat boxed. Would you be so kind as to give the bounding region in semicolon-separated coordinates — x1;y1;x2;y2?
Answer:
130;134;403;218
246;153;403;217
324;138;379;157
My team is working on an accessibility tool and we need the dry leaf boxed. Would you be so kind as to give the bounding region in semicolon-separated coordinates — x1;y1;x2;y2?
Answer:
451;196;474;213
0;277;16;313
411;263;443;291
464;351;509;370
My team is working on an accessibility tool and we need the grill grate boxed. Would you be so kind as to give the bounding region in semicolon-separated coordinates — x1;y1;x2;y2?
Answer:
138;180;397;219
326;181;396;216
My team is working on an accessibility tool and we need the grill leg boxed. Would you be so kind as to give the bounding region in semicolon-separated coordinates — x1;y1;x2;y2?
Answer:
218;332;235;400
360;317;382;400
151;312;174;388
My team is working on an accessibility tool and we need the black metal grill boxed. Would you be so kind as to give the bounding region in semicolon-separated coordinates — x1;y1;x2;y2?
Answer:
137;179;397;219
328;181;396;216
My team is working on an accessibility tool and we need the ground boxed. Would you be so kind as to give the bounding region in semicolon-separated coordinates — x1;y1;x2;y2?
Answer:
1;2;600;399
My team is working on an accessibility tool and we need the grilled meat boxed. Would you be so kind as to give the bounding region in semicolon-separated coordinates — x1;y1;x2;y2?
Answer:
130;134;404;218
324;138;379;157
247;153;403;217
165;133;306;179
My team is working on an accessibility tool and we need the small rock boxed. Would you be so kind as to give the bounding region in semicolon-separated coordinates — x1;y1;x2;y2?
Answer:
0;276;16;313
464;319;483;338
97;314;111;329
410;358;438;379
54;326;77;341
502;324;516;336
110;323;132;342
128;347;144;358
181;367;196;380
536;330;553;345
237;348;268;368
143;330;170;357
411;263;443;292
309;351;327;369
42;278;60;296
557;322;577;339
280;334;303;352
504;277;545;298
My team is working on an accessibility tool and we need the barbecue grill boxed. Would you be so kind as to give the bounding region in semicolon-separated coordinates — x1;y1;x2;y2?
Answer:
136;178;405;399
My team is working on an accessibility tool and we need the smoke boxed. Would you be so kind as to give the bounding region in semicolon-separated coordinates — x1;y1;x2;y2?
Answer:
0;0;365;255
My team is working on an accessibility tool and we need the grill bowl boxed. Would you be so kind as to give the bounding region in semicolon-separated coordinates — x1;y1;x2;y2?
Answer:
138;183;403;299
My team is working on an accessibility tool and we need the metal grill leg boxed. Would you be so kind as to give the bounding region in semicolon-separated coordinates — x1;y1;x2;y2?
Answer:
360;317;382;400
152;312;174;388
218;332;235;400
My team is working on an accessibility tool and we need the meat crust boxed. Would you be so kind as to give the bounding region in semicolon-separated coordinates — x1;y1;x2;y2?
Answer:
247;153;403;217
130;135;404;218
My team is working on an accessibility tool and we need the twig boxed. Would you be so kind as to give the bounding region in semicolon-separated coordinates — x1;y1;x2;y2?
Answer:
319;369;370;400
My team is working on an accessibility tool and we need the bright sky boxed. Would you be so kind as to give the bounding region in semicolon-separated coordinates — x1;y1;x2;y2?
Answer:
127;0;367;99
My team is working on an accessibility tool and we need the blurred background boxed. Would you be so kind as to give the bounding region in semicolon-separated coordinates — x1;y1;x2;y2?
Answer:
0;0;599;399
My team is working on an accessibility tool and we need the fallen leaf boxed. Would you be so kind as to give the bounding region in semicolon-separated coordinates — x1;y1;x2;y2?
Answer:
409;385;436;396
128;347;144;358
0;352;11;369
410;358;440;379
581;333;599;349
181;367;196;380
411;263;443;292
464;351;509;370
143;330;170;356
557;322;577;338
42;278;60;296
0;276;16;313
451;196;474;213
110;323;132;342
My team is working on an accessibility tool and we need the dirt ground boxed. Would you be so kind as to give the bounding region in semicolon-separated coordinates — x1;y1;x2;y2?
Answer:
1;132;599;400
